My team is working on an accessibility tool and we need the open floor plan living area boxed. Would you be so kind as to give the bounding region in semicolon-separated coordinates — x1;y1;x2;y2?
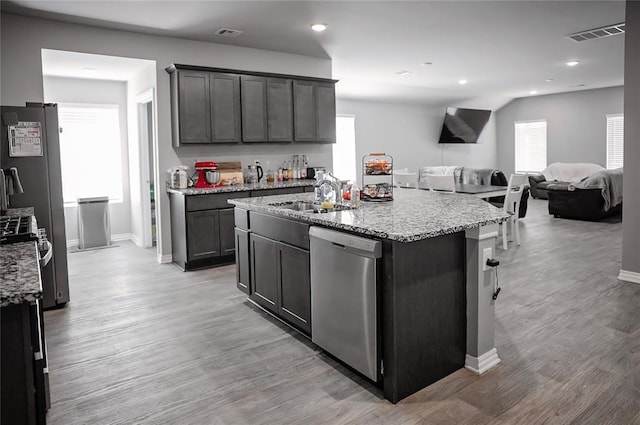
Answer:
1;1;639;424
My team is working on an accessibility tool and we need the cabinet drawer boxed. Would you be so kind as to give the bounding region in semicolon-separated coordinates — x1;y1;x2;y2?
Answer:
250;211;309;250
186;191;249;211
250;187;305;197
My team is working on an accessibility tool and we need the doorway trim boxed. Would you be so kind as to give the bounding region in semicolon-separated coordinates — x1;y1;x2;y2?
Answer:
136;88;157;251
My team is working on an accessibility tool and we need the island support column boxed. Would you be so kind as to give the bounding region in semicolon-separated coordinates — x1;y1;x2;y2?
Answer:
465;224;501;374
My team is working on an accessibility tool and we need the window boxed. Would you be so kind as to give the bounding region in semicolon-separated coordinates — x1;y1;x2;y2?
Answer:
606;114;624;169
333;115;357;181
58;104;123;204
515;120;547;173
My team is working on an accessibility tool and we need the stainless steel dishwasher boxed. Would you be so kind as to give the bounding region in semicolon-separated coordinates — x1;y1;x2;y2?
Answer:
309;226;382;381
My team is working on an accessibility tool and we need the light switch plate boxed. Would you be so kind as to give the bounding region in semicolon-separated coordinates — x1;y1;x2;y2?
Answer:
482;247;493;271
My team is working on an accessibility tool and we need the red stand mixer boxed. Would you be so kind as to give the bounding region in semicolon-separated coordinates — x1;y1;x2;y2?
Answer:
194;161;220;188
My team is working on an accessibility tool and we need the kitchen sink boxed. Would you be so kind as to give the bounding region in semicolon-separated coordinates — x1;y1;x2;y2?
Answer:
268;201;355;214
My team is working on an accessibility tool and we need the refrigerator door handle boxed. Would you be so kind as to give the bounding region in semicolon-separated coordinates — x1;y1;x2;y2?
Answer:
39;241;53;267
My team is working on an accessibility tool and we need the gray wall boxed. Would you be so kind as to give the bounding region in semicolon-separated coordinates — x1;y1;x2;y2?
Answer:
1;13;333;260
336;98;499;183
496;86;624;175
623;2;640;275
43;76;132;244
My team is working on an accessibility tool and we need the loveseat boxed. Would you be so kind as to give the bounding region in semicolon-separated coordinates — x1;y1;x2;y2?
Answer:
528;162;605;199
547;168;623;221
418;166;529;218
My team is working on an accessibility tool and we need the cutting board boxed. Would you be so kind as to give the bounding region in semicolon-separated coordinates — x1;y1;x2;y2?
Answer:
217;161;243;186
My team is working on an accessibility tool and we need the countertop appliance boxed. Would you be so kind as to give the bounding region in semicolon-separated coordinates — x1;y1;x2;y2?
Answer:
1;103;70;309
309;227;382;381
194;161;219;188
245;164;263;184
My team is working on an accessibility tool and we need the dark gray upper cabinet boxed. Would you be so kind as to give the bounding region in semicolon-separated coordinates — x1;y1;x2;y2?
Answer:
210;73;242;143
293;80;336;143
240;75;268;142
169;69;240;145
176;70;212;144
266;78;293;142
316;82;337;143
167;64;335;145
241;76;293;143
293;80;316;142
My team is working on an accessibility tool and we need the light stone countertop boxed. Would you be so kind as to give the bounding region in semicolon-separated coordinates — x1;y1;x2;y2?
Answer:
1;207;42;307
167;180;315;195
229;189;510;242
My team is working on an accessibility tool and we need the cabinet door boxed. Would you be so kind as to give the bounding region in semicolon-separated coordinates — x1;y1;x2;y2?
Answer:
218;208;237;255
186;210;220;261
278;242;311;334
210;73;241;143
250;233;279;313
178;70;212;144
267;78;293;142
241;75;268;142
293;80;316;142
235;228;250;294
316;82;336;143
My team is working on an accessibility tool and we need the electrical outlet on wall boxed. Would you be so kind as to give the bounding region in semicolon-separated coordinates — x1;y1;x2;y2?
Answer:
482;247;493;271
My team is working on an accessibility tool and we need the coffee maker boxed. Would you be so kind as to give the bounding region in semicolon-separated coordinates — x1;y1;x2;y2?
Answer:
194;161;220;188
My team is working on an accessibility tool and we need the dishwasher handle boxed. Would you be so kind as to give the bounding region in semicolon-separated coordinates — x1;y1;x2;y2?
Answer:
310;226;382;258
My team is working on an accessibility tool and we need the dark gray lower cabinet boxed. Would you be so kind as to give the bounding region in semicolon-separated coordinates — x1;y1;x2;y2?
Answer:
219;208;236;255
187;210;221;260
278;242;311;333
235;228;250;294
248;222;311;335
250;233;279;313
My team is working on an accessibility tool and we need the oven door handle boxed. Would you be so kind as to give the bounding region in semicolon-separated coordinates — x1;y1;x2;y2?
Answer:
39;241;53;267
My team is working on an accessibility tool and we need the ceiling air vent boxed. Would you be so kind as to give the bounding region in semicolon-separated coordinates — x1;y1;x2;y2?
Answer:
567;23;625;42
215;28;243;37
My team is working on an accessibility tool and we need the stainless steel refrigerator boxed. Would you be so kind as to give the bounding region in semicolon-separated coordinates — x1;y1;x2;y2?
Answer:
1;102;70;309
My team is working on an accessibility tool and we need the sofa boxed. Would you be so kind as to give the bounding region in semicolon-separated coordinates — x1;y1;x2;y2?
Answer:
547;168;623;221
528;162;605;199
418;166;529;218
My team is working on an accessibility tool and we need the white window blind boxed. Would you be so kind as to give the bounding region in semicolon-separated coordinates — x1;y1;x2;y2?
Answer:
606;114;624;169
515;120;547;173
58;104;123;204
333;115;357;182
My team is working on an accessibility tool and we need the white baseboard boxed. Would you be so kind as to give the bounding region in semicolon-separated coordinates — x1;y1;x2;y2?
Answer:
158;253;172;264
618;270;640;284
130;233;143;247
465;348;501;375
67;233;131;248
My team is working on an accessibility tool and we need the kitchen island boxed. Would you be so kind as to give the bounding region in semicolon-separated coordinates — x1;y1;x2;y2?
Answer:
230;189;509;403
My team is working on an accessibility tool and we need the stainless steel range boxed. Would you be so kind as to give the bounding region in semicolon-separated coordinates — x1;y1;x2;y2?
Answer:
0;215;38;244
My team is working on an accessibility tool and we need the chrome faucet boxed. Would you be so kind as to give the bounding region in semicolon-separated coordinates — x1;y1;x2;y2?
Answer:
314;173;343;204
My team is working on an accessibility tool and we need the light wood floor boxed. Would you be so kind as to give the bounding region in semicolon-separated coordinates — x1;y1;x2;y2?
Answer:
45;200;639;425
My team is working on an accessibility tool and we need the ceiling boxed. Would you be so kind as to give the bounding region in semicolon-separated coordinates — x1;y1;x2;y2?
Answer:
3;1;627;106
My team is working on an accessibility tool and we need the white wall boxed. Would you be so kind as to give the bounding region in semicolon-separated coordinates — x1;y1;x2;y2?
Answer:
43;76;131;243
336;98;498;183
495;86;624;175
1;13;333;260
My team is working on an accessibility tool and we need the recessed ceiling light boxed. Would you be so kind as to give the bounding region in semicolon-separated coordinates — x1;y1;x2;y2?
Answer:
421;62;433;66
545;78;554;83
566;61;580;67
458;79;468;85
311;23;327;32
396;71;411;76
529;90;538;95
